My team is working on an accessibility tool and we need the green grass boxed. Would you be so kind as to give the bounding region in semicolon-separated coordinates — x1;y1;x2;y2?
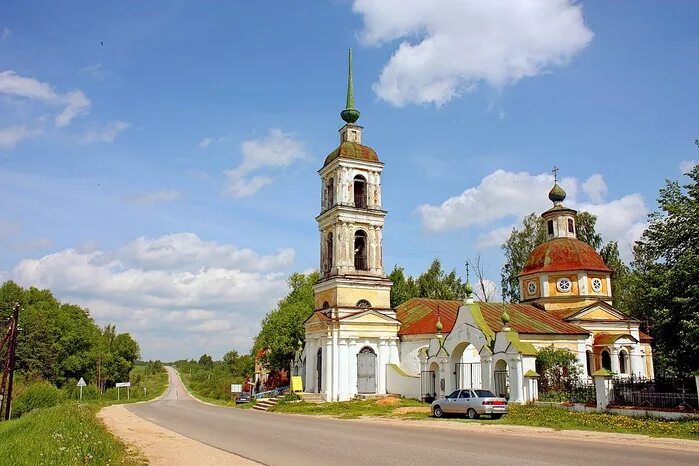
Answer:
178;371;254;408
271;398;699;440
0;402;145;465
271;398;425;419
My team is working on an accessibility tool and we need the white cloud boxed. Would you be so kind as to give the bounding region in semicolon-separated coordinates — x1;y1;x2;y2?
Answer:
198;137;213;149
124;189;180;205
0;125;32;149
680;160;697;174
582;174;607;203
472;278;500;302
352;0;593;106
418;169;647;261
224;129;305;197
81;120;130;144
7;233;296;359
1;28;11;41
0;70;91;126
81;63;112;80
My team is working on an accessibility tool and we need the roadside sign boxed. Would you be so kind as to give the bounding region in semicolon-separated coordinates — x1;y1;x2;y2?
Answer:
291;376;303;392
115;382;131;388
77;377;86;400
116;382;131;401
230;384;242;393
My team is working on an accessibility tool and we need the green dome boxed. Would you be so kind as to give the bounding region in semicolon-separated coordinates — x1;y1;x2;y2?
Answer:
464;281;473;296
341;107;360;124
548;183;567;203
501;307;510;325
435;318;443;332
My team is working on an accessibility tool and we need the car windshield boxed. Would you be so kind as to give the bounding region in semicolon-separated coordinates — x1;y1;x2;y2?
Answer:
473;390;496;398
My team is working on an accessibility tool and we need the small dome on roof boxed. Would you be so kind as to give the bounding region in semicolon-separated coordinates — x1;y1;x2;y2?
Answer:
520;237;610;276
548;183;567;203
324;141;380;166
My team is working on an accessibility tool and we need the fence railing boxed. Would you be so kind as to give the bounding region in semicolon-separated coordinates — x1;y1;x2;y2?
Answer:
538;379;596;405
253;385;289;399
611;375;698;410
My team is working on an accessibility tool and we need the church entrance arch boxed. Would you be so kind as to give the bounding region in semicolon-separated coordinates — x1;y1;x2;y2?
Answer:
357;347;377;393
493;359;509;399
316;348;322;393
450;342;482;390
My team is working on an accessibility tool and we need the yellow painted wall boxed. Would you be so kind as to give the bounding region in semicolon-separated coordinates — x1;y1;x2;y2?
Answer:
336;287;391;308
314;288;337;309
548;274;579;297
580;308;620;321
522;278;540;299
587;274;609;296
540;299;598;311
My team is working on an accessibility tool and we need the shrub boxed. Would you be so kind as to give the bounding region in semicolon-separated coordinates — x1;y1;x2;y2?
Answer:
12;381;64;418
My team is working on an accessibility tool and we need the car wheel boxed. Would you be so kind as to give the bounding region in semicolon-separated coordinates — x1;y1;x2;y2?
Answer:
491;414;503;420
467;408;479;419
433;406;443;418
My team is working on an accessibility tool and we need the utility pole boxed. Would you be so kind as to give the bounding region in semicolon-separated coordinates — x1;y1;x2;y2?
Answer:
0;302;21;421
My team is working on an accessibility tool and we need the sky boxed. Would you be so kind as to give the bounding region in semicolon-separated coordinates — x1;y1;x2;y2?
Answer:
1;1;697;361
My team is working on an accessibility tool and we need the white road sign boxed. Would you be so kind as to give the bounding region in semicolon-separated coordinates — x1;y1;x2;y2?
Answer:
116;382;131;388
77;377;87;387
230;384;242;393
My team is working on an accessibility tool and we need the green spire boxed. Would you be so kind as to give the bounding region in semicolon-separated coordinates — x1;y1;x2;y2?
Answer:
341;48;361;124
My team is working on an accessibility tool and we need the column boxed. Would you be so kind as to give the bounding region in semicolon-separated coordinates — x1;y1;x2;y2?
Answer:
509;357;524;403
388;339;400;365
378;340;389;394
480;355;492;391
367;172;375;207
376;227;383;273
630;344;643;377
338;339;349;401
369;226;377;273
594;373;614;410
325;338;333;401
375;173;382;207
610;348;620;375
349;339;358;397
332;327;339;401
437;356;450;396
305;340;315;393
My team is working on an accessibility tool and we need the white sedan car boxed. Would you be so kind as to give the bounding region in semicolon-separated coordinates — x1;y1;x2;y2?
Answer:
431;389;508;419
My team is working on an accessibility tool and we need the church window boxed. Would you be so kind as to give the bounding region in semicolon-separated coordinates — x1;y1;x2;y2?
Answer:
556;277;572;293
322;301;330;309
326;232;333;273
601;350;612;371
354;175;367;208
586;350;594;376
591;278;603;293
326;178;334;208
354;230;368;270
356;299;371;308
527;281;537;296
567;218;575;234
619;350;628;374
547;220;554;235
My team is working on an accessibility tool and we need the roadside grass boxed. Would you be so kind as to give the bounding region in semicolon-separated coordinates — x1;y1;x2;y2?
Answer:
0;402;145;465
178;371;254;408
272;398;425;419
272;398;699;440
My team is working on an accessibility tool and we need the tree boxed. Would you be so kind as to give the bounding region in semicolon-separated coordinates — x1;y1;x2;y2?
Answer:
470;253;494;302
253;272;319;373
599;241;632;312
388;266;418;308
628;165;699;375
535;346;582;398
198;354;214;369
388;259;468;307
501;213;546;302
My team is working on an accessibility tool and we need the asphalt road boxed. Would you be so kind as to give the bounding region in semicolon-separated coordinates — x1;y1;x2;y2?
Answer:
127;367;699;466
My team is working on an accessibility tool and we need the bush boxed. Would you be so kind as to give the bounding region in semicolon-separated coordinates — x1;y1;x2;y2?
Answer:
12;381;65;418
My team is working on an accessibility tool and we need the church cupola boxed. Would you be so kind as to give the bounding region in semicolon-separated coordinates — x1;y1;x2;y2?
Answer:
542;167;577;240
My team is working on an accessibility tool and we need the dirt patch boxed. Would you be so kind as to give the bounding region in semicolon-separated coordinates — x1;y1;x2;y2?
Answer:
98;404;258;465
376;397;400;405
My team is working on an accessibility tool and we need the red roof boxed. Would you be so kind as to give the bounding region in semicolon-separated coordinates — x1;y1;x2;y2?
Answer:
639;331;653;343
520;238;611;276
395;298;587;336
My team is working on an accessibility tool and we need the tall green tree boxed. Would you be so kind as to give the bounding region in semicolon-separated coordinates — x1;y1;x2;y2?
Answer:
253;271;319;373
628;165;699;375
388;259;468;307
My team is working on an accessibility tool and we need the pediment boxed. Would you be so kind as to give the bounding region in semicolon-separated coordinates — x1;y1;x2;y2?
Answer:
565;301;637;322
340;309;400;324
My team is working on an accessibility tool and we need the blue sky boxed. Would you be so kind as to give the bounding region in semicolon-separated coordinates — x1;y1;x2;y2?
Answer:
1;1;697;360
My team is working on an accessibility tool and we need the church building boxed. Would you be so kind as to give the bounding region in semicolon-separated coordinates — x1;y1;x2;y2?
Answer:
298;51;654;403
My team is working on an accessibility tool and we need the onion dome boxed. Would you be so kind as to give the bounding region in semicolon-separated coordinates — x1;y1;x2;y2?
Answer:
548;183;567;204
501;305;510;326
465;281;473;297
520;238;611;276
324;141;379;166
435;317;443;333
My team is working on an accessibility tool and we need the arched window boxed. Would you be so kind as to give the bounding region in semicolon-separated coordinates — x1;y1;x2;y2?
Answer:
326;232;333;273
586;350;594;376
354;175;367;208
547;219;554;235
354;230;367;270
322;301;330;309
601;350;611;371
326;178;334;208
356;299;371;308
567;218;575;233
619;350;628;374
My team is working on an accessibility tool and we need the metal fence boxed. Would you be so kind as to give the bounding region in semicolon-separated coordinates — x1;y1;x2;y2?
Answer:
421;371;435;402
611;375;698;411
538;379;596;405
454;363;482;390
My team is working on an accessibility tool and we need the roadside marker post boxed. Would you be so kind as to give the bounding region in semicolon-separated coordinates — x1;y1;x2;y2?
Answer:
116;382;131;401
77;377;87;400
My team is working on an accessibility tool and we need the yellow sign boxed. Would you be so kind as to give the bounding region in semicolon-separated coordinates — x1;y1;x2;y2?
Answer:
291;376;303;392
